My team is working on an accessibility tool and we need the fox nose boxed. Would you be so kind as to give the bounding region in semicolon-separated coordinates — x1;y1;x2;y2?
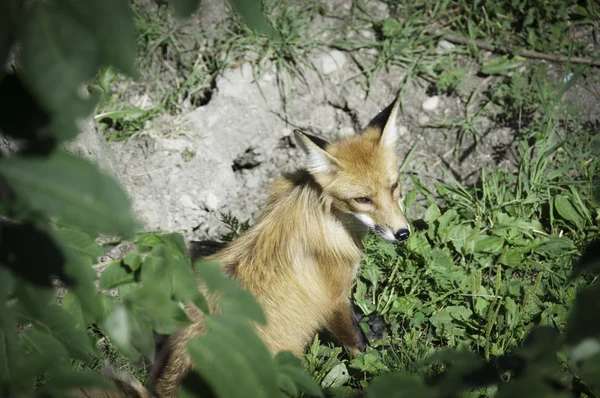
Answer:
394;228;410;241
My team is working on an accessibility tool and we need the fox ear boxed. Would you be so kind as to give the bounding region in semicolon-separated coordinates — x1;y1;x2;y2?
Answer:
294;130;339;174
364;98;400;150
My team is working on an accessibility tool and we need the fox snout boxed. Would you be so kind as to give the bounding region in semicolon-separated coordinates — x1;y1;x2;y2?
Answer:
373;219;410;243
394;228;410;241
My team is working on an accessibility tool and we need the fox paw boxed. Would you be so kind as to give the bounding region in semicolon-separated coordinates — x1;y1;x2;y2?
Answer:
364;312;387;342
351;305;388;348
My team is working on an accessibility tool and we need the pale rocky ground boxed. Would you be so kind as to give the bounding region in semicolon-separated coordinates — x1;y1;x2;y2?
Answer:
108;59;513;240
60;0;600;241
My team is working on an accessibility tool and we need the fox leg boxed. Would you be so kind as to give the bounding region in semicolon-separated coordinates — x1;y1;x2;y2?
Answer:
327;298;368;357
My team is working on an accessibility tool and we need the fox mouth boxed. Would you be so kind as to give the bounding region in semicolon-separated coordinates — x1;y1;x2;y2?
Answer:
373;225;398;242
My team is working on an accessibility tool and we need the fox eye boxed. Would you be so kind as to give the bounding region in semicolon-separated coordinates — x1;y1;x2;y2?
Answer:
353;197;372;205
391;182;399;193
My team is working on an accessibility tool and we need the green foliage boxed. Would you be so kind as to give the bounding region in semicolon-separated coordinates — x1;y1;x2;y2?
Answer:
220;212;252;242
2;0;600;397
223;0;325;108
448;0;597;54
0;0;321;397
340;70;600;395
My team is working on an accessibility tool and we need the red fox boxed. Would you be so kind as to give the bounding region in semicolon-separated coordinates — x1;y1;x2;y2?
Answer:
75;98;410;398
147;97;410;397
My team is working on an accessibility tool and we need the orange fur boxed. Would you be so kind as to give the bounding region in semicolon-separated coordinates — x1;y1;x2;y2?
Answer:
149;98;410;397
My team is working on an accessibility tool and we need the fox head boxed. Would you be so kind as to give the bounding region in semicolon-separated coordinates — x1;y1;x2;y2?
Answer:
295;99;410;243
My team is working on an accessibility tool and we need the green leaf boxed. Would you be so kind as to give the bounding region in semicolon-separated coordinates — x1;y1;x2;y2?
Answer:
123;252;142;271
368;372;434;398
391;295;422;316
228;0;274;35
381;19;403;38
481;55;526;76
565;283;600;345
424;203;441;224
55;227;103;265
41;365;112;393
0;325;19;386
430;306;472;337
321;363;350;389
194;260;266;324
448;224;473;255
412;312;427;328
171;258;201;302
0;151;136;237
436;209;458;242
374;240;397;258
495;212;544;237
496;376;568;398
21;330;69;375
130;255;192;334
19;3;99;126
554;195;583;226
350;351;390;374
428;350;496;395
157;232;189;258
499;247;523;267
187;315;277;398
52;227;103;317
99;261;135;290
64;0;138;77
102;304;137;358
274;351;323;398
474;235;504;255
170;0;201;18
115;306;155;360
136;233;162;253
404;189;418;208
578;350;600;394
62;291;92;329
15;283;94;362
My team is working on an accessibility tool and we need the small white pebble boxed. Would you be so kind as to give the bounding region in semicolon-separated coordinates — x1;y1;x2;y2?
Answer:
418;114;431;125
563;71;574;83
435;40;455;55
204;192;219;211
422;96;440;112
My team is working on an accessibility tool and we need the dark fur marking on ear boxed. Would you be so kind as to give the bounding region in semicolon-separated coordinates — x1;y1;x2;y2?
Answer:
302;133;330;150
365;99;398;133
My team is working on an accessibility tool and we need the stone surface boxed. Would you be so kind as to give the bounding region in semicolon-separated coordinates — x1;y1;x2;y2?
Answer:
319;50;347;75
421;96;441;112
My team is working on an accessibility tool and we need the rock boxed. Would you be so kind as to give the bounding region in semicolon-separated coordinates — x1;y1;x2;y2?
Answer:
338;126;355;136
422;96;440;112
204;192;220;211
436;39;456;55
0;134;22;155
398;125;409;136
418;114;431;125
65;119;119;178
155;137;194;152
319;50;347;75
359;29;375;41
309;105;337;133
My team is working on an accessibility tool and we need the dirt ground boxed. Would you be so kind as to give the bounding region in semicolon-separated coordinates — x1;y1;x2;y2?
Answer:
99;0;600;240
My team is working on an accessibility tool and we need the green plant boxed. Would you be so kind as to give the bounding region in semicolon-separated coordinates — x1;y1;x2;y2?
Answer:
221;0;326;109
447;0;594;54
0;0;322;397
